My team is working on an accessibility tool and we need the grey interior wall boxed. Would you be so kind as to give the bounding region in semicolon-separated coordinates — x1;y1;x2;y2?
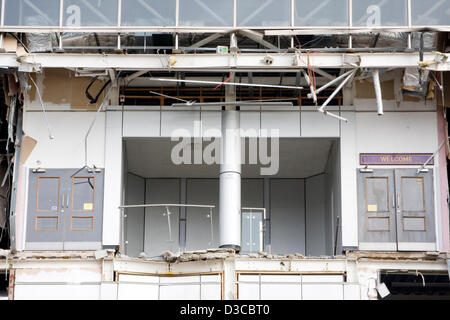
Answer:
305;174;327;256
186;179;219;251
270;179;306;255
325;141;341;255
144;179;180;257
125;173;145;257
242;179;264;208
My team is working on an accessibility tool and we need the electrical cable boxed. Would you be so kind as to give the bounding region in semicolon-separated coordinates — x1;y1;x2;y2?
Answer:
29;75;54;139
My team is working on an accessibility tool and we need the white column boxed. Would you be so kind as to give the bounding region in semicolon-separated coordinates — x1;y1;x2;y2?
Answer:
219;110;241;250
219;53;241;250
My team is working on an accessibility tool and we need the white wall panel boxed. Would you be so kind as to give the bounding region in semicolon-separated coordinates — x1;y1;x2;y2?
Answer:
270;179;305;254
237;275;259;300
301;111;340;137
100;282;118;300
340;111;358;248
23;111;105;168
261;110;300;137
260;275;302;300
161;111;201;137
200;275;222;300
301;275;345;300
240;109;260;137
118;274;159;300
159;276;201;300
123;111;160;137
103;111;123;246
201;111;221;137
356;112;438;153
343;284;361;300
14;285;101;300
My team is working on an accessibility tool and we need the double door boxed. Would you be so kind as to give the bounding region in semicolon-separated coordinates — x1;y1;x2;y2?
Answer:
26;168;104;250
357;169;435;251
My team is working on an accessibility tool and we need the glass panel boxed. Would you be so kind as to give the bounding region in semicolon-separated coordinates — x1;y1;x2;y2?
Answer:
72;177;95;211
63;0;118;27
37;177;60;212
294;0;348;27
353;0;407;27
411;0;450;26
401;177;425;212
36;216;59;231
4;0;60;26
179;0;233;27
71;216;94;231
403;216;426;231
367;216;390;231
237;0;290;27
241;211;263;253
365;177;389;212
121;0;175;26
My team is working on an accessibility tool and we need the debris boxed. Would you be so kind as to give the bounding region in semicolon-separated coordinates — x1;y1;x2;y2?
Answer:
94;249;108;260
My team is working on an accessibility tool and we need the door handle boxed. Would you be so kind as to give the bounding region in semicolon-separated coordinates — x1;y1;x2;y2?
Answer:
392;194;395;208
66;193;69;209
61;193;65;212
397;193;400;210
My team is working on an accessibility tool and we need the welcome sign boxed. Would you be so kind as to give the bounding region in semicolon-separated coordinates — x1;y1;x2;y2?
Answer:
360;153;433;165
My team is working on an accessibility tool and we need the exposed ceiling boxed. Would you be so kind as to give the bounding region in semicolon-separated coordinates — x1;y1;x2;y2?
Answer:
125;137;336;179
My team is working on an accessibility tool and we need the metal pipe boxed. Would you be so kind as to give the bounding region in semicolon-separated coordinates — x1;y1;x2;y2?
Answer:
119;203;215;209
318;69;356;112
149;78;303;90
220;110;241;251
314;69;354;95
372;69;383;115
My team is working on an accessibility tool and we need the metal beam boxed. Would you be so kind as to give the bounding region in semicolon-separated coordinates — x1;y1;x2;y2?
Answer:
238;29;278;50
190;33;225;48
3;52;447;71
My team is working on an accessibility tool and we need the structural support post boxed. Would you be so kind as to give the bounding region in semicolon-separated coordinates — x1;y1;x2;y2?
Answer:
372;69;384;116
219;36;241;250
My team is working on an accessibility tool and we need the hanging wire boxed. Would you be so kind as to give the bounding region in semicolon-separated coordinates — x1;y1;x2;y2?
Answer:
29;74;54;140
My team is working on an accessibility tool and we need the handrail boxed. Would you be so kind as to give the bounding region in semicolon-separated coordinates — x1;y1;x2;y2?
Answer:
120;203;215;254
119;203;215;209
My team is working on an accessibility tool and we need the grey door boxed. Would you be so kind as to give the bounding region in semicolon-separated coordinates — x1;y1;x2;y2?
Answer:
26;169;66;250
395;169;436;251
358;169;397;251
63;168;104;250
26;168;104;250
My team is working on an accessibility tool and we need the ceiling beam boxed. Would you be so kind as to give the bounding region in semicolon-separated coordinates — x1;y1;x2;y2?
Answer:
10;52;449;72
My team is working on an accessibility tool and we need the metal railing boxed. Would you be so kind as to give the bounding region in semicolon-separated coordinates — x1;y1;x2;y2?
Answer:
118;203;215;255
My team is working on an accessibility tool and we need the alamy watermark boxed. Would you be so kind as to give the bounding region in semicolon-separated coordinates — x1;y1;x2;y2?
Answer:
171;121;279;175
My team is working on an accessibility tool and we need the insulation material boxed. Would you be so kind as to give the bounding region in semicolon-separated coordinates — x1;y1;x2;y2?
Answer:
25;33;54;53
28;69;108;110
2;35;18;53
335;32;407;48
19;136;37;165
355;78;421;102
402;68;431;99
411;32;438;50
62;33;135;52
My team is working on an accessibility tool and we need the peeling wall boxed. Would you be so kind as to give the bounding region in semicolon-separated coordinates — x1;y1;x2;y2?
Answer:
27;69;108;111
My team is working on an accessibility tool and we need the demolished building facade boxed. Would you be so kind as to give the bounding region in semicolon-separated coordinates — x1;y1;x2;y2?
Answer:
0;0;449;300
